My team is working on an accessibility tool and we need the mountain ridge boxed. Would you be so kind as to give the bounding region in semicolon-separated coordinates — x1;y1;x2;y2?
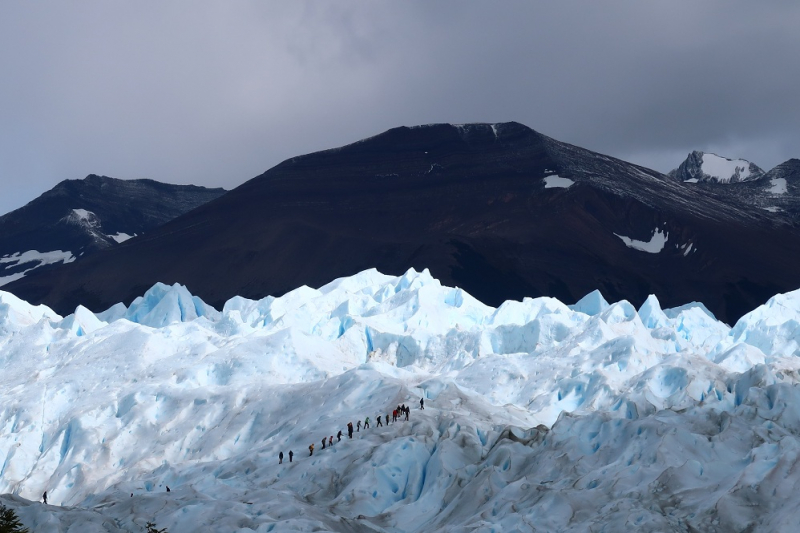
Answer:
4;122;800;323
0;174;226;285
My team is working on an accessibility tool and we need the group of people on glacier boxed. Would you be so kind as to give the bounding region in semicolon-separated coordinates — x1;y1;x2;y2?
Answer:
278;398;425;463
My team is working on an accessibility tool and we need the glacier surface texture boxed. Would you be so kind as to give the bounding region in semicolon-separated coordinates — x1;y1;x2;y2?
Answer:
2;268;800;532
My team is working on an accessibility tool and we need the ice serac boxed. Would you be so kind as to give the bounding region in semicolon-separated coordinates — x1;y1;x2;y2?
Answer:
121;282;220;328
638;294;668;328
0;290;60;334
569;289;609;316
5;270;800;530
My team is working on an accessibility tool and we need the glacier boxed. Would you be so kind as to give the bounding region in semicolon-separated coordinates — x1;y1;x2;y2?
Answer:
2;269;800;531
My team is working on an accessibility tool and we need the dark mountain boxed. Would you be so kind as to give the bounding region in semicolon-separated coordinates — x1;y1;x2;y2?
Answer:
0;175;226;285
5;123;800;323
669;151;765;183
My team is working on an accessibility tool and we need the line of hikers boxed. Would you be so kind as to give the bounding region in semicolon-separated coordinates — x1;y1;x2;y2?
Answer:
278;398;425;463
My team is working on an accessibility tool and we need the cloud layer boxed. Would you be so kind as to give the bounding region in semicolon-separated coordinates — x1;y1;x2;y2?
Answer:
1;1;798;214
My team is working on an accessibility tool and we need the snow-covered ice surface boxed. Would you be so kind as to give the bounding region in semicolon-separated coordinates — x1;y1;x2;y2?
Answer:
4;269;800;531
614;228;668;253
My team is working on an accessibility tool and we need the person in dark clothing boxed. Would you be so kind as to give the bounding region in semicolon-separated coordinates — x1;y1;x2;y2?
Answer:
420;398;424;409
377;415;383;427
386;412;390;425
405;406;409;421
42;491;47;504
329;436;333;447
322;437;326;449
337;430;343;442
279;451;284;464
166;486;170;492
289;450;294;462
348;422;354;438
309;443;314;456
357;420;361;432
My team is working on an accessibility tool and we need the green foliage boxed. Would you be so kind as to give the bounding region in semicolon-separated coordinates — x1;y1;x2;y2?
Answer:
0;504;29;533
145;521;168;533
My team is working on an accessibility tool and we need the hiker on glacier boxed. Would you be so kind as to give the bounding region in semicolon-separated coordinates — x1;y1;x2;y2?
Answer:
328;436;333;447
347;422;354;438
289;450;294;462
279;451;284;464
420;398;424;410
322;437;326;449
377;415;383;427
364;416;370;429
337;430;343;442
309;443;314;456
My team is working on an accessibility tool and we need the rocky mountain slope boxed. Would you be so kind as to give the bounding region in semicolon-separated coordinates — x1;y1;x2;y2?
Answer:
4;123;800;323
0;175;225;286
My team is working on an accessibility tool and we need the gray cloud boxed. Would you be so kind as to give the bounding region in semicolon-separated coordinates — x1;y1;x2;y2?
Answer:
1;1;798;215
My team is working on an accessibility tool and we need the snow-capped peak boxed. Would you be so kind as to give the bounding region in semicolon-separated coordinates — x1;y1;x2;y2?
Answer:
670;150;764;183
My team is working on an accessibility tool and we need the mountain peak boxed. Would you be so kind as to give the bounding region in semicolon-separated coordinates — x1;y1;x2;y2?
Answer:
0;176;226;287
669;151;764;183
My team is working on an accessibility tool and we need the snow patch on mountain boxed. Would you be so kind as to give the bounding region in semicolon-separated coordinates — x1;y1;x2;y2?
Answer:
768;177;788;195
60;208;110;245
63;208;101;227
108;232;136;243
614;228;668;253
0;250;75;287
701;153;754;182
543;175;574;189
5;270;800;530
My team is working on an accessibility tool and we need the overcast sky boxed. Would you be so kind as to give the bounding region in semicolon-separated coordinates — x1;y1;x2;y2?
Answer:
1;1;798;215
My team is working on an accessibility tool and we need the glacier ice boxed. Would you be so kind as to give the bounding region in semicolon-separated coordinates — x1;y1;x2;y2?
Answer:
2;270;800;531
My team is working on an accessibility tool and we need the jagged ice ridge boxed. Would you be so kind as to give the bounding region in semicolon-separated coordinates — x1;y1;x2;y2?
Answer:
2;269;800;532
